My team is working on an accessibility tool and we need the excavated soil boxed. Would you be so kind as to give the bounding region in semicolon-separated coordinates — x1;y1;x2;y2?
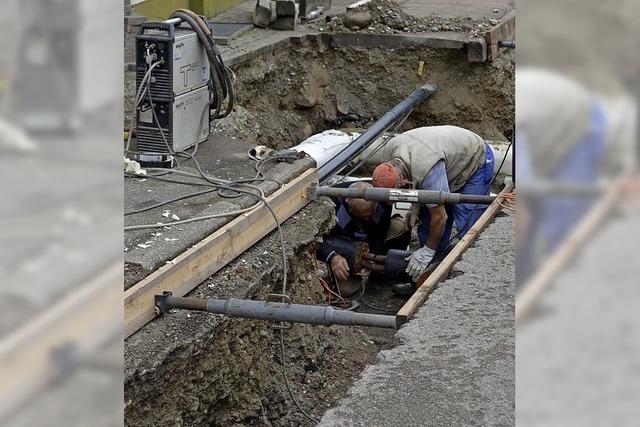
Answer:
125;201;399;426
124;43;513;426
314;0;499;38
212;45;514;149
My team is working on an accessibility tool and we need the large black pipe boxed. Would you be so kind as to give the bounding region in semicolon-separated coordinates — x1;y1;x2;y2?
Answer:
317;83;438;182
311;186;496;205
384;249;413;282
321;236;369;272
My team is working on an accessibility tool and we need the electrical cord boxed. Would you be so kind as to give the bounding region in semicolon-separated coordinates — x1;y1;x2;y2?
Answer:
124;187;219;216
147;81;181;168
124;204;258;231
124;149;302;219
128;137;318;425
124;171;211;187
125;60;163;153
162;166;319;424
169;10;235;119
332;276;398;314
359;298;397;314
337;108;413;184
124;49;312;421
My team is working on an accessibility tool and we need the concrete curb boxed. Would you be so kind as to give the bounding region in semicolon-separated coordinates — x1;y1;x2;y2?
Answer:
222;31;487;70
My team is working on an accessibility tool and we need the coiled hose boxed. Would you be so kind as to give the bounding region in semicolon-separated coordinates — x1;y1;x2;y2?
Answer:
169;9;235;119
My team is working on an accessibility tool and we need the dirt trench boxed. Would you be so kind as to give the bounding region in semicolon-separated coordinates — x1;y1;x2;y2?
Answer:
213;44;514;148
124;200;401;426
124;44;514;426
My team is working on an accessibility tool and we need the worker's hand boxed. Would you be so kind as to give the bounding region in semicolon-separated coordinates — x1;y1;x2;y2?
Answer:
330;255;350;281
404;246;436;282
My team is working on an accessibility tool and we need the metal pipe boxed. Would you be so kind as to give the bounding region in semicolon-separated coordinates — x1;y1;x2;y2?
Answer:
362;252;386;263
384;249;413;282
317;83;438;182
311;186;496;205
321;237;369;272
157;294;398;329
518;181;604;197
369;264;386;273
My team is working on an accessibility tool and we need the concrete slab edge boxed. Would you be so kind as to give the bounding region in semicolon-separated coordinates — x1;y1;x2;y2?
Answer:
223;31;484;69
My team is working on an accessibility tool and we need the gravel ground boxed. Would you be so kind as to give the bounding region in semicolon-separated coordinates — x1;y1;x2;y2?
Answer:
321;214;515;426
517;205;640;426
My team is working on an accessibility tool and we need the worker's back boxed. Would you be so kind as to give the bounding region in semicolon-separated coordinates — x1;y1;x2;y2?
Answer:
382;126;485;191
516;68;595;176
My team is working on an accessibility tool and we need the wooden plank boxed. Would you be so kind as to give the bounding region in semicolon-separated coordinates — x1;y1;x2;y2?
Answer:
124;168;319;337
396;182;515;324
515;177;627;324
484;10;515;62
0;263;122;418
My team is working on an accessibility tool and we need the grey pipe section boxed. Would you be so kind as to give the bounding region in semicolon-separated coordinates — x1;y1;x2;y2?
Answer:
317;83;437;182
311;186;496;205
167;296;397;329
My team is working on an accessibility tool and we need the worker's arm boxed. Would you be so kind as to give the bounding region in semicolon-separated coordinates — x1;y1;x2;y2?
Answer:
329;255;350;281
425;204;448;250
316;236;351;281
405;161;449;281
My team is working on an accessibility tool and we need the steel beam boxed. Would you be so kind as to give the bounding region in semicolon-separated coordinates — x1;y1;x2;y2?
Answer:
310;185;496;205
156;293;398;329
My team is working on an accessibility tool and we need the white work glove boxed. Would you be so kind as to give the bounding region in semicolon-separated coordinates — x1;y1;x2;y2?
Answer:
405;246;436;282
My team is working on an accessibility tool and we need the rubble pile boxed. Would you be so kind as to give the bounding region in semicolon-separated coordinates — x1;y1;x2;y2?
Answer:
318;0;500;38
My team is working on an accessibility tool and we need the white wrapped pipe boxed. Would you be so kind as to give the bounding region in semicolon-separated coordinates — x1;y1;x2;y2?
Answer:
288;129;513;176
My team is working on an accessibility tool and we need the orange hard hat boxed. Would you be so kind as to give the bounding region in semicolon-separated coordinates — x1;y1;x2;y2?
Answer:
372;162;400;188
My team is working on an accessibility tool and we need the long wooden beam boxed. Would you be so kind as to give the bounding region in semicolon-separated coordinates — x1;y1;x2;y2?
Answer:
515;177;627;324
0;263;122;419
396;182;515;325
124;168;319;338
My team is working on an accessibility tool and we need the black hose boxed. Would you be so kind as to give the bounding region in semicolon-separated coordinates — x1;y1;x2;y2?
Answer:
318;84;437;182
169;10;235;119
171;11;224;118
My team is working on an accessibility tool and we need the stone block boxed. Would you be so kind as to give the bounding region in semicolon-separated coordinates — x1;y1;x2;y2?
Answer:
125;15;145;26
272;15;298;30
272;3;298;30
276;0;297;16
253;0;274;29
467;38;487;63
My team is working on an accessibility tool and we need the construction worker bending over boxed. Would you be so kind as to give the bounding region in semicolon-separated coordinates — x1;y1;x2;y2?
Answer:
372;125;495;284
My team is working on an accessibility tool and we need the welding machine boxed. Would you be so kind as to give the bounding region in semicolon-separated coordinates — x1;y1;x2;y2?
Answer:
133;11;235;166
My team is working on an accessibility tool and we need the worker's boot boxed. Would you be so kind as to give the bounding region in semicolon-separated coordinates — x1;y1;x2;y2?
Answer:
391;282;415;297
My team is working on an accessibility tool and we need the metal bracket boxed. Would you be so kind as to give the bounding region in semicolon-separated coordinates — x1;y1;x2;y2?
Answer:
271;321;293;330
267;294;292;329
154;291;173;315
267;293;291;304
306;183;319;200
498;40;515;49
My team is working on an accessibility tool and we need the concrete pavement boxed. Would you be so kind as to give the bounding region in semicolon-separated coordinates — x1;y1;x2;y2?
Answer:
321;214;515;426
517;208;640;426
